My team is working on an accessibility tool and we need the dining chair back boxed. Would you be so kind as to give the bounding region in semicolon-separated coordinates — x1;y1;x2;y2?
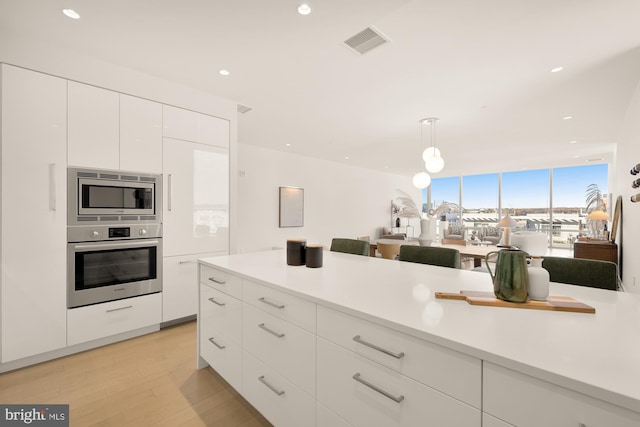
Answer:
377;241;401;260
330;238;370;256
398;245;461;269
541;257;618;290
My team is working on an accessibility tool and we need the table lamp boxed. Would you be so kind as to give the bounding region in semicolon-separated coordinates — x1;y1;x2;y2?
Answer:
497;215;518;247
586;210;610;239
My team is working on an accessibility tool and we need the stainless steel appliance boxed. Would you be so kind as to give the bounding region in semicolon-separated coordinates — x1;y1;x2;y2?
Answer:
67;167;161;226
67;167;163;309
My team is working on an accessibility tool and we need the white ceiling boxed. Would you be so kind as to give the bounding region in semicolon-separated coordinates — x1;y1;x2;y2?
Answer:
2;0;640;178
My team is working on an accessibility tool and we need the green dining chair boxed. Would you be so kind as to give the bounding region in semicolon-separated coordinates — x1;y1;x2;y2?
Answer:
541;257;618;290
330;238;370;256
398;245;460;269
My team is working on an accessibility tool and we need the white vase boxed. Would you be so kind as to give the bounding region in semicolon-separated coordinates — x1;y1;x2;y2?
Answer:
528;256;550;301
418;218;434;246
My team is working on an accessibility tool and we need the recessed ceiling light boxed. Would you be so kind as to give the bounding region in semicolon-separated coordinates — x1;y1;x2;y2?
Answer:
551;66;563;73
285;143;291;147
298;4;311;15
569;140;577;144
563;116;573;120
586;158;603;162
218;69;230;76
62;9;80;19
344;156;350;160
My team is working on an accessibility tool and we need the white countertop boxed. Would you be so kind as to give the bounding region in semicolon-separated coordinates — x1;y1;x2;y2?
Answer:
200;249;640;413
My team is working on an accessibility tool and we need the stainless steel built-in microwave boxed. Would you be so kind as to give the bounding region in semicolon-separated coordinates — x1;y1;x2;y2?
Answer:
67;167;162;225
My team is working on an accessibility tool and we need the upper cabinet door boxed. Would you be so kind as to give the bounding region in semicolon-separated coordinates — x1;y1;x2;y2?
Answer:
163;104;229;148
1;64;68;362
68;81;119;169
120;94;163;173
163;138;229;256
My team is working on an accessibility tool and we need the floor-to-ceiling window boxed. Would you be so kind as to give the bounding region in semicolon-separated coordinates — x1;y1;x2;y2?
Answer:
461;173;499;235
427;164;608;248
552;164;608;248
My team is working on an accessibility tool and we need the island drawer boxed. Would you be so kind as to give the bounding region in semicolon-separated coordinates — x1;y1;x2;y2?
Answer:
242;350;315;427
199;284;241;343
483;362;640;427
67;293;161;346
317;337;480;427
317;305;481;408
242;279;316;332
242;302;316;396
200;330;242;392
199;264;241;299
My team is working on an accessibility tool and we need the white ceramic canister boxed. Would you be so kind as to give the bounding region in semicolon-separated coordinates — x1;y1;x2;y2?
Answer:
528;256;550;301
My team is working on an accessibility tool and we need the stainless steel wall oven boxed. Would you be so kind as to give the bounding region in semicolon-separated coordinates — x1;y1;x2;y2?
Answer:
67;167;163;308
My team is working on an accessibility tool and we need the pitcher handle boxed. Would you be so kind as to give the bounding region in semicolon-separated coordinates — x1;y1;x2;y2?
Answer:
485;251;499;281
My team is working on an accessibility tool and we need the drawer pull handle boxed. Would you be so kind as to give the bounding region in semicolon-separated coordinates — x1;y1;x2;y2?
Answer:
208;337;226;350
352;372;404;403
179;260;196;264
258;375;285;396
208;277;226;285
258;323;285;338
258;297;285;309
353;335;405;359
106;305;133;313
208;297;226;307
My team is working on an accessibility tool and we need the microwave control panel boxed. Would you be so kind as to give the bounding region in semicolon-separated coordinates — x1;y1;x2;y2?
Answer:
67;223;162;242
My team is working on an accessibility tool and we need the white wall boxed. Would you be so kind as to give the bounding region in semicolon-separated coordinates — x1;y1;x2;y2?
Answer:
236;144;420;254
616;78;640;293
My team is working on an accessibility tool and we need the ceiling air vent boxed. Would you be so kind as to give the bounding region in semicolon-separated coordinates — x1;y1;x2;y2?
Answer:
344;26;390;55
237;104;252;114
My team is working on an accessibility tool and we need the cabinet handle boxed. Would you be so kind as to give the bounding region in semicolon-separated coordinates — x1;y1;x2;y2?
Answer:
208;297;225;307
106;305;133;313
258;375;285;396
48;163;56;211
352;372;404;403
179;260;196;264
208;277;226;285
258;323;285;338
353;335;405;359
258;297;285;309
167;173;173;211
208;337;226;350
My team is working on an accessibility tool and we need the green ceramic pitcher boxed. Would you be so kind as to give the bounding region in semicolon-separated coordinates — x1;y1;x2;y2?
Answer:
485;249;530;303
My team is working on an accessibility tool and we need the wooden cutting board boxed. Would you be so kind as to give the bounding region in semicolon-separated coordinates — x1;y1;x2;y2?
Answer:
435;290;595;314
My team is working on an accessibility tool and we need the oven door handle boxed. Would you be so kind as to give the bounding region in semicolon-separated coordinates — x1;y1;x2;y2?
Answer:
73;239;161;251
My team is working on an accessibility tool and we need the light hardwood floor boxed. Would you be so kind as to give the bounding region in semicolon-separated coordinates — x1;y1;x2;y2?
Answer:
0;321;272;426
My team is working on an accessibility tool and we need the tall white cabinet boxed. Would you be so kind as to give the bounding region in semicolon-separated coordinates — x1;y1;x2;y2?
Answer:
162;105;230;323
0;65;68;362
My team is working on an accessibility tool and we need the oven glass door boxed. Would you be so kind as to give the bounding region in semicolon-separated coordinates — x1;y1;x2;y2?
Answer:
75;244;157;291
68;239;162;308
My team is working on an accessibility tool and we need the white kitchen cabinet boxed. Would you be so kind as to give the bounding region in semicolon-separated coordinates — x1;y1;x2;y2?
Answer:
68;81;119;169
163;104;229;148
242;350;315;427
162;137;229;257
199;282;242;390
317;337;480;427
119;94;163;173
317;402;353;427
67;293;162;346
162;252;220;323
483;362;640;427
1;64;68;363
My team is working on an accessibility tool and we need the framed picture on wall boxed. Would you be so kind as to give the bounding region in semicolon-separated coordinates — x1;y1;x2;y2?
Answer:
279;186;304;227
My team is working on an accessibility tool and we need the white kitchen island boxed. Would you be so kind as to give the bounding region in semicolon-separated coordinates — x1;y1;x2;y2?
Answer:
197;249;640;427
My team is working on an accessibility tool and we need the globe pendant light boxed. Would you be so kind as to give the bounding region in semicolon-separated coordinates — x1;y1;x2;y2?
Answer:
421;118;445;173
413;118;431;189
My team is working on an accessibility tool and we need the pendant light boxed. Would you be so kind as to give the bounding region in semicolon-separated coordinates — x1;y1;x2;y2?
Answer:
421;117;445;173
412;118;431;189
